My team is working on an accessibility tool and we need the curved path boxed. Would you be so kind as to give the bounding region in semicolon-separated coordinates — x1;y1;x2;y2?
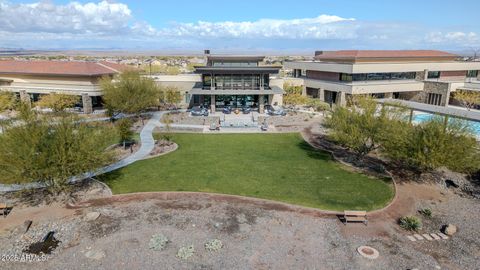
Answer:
0;111;165;192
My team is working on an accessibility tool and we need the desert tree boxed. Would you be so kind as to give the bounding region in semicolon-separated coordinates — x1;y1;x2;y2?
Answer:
35;93;79;113
453;90;480;111
0;107;115;193
101;71;158;116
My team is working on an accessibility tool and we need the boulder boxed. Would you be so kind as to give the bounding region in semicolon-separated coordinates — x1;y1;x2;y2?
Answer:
442;224;457;236
85;212;101;221
85;249;106;260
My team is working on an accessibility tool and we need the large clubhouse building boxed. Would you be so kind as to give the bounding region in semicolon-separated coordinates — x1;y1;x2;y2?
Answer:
0;60;129;113
285;50;480;107
189;52;283;113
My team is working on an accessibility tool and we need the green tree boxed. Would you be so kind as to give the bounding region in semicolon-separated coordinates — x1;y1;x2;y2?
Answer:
116;118;134;147
101;71;158;115
35;93;79;113
283;82;309;107
0;91;18;112
384;117;480;173
325;96;408;157
165;87;182;109
453;90;480;110
0;109;114;193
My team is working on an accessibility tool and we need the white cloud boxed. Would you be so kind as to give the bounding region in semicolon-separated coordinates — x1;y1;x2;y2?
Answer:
425;31;479;45
0;0;133;34
159;15;357;40
0;1;478;50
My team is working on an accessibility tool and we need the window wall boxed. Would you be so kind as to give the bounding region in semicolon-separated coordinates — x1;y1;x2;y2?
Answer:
204;74;266;90
339;72;416;82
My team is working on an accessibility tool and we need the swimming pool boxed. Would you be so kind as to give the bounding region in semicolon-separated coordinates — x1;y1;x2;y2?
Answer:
412;113;480;136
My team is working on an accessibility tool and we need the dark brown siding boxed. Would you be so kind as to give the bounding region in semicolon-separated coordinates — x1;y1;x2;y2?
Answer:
440;70;466;78
306;70;339;81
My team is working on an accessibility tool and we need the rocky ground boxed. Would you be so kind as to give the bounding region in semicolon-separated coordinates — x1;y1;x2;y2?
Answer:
0;181;478;270
260;111;323;132
163;112;220;126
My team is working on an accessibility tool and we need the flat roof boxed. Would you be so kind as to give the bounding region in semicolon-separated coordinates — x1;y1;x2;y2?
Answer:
194;66;281;74
314;50;458;63
0;60;131;77
207;55;265;62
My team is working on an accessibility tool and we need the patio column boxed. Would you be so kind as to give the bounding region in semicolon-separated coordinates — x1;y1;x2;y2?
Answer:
259;95;265;113
302;85;307;96
384;92;393;99
210;94;215;113
336;91;346;106
19;90;31;106
318;88;325;101
82;93;93;114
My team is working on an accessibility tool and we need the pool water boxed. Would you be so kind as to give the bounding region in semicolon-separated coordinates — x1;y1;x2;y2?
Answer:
412;113;480;136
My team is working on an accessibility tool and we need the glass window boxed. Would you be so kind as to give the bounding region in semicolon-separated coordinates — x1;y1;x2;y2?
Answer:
339;73;352;82
224;75;232;88
215;75;224;89
467;70;478;78
203;75;211;88
428;71;441;79
232;75;242;89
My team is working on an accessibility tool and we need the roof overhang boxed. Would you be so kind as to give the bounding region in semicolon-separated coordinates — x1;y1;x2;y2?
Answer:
194;66;281;74
190;86;283;95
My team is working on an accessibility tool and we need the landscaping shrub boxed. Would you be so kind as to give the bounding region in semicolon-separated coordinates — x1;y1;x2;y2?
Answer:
149;234;169;251
419;208;432;218
177;245;194;260
205;239;223;252
399;216;422;231
116;118;134;145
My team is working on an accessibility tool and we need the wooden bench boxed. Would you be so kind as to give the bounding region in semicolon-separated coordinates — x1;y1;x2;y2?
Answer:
0;203;8;218
344;210;367;225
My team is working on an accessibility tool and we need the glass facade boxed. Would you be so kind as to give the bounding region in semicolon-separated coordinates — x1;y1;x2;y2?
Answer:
193;95;268;108
467;70;479;78
427;71;441;79
339;72;416;82
203;74;268;90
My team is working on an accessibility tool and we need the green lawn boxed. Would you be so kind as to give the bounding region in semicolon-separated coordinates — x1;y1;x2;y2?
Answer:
102;133;394;211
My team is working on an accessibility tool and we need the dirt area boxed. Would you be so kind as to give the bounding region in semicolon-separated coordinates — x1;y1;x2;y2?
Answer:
0;181;478;269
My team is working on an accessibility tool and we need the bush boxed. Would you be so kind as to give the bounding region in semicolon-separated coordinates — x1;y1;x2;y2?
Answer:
149;234;169;251
399;216;422;231
116;118;134;145
419;208;432;218
176;245;194;260
205;239;223;252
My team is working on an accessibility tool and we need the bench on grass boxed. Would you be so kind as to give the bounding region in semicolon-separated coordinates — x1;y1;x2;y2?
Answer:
0;203;8;218
344;210;367;225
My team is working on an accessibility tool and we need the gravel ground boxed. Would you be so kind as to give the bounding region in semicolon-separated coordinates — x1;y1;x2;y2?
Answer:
1;184;478;270
259;112;323;132
163;112;219;126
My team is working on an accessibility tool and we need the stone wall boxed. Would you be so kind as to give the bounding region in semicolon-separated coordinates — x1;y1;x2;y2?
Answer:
415;71;426;81
423;81;451;106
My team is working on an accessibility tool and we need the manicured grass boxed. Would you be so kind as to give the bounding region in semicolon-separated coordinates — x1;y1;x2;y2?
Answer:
102;133;394;211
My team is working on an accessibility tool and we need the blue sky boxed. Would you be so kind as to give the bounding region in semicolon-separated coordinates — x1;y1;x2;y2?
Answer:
1;0;479;52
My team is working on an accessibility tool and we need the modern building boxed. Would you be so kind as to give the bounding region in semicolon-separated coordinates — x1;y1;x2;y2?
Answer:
0;60;130;113
285;50;480;107
188;51;283;113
